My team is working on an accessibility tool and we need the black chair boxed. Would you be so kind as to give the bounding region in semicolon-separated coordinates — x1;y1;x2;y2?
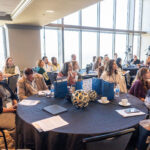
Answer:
47;72;58;84
0;128;8;150
86;64;92;74
8;74;19;93
137;120;150;150
82;128;135;150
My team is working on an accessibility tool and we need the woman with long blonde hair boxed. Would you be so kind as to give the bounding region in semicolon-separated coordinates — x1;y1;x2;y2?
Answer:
36;59;50;85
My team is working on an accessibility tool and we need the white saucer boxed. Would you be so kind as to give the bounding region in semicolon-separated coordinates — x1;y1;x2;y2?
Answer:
119;102;131;107
98;99;110;104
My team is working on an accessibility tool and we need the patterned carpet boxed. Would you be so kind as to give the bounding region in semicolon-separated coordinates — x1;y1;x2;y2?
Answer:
0;130;15;150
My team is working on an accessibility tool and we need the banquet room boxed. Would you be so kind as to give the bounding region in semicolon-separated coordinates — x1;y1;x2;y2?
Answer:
0;0;150;150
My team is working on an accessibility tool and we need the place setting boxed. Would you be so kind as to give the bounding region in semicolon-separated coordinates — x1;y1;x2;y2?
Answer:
97;97;110;104
118;98;131;107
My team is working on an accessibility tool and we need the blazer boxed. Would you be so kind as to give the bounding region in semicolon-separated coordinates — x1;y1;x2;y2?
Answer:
0;82;18;114
17;73;48;100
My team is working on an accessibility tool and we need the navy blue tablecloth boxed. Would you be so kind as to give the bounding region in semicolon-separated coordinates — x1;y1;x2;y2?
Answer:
16;93;147;150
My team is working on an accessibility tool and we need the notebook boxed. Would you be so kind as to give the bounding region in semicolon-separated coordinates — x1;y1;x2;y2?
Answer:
43;105;67;115
116;108;145;117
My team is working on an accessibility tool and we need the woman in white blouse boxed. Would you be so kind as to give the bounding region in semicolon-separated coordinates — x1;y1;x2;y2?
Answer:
2;57;20;78
101;59;127;93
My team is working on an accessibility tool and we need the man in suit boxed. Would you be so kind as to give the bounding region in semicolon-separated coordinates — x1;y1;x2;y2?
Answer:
17;68;48;100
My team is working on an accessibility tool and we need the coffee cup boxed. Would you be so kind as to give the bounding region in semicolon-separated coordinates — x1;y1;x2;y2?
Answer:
121;99;128;106
101;97;107;103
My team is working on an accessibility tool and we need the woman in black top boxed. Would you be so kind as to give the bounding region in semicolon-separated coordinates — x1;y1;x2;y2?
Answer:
0;71;18;130
116;58;122;70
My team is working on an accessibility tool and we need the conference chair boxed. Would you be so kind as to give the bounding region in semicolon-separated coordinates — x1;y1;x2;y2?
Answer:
82;128;135;150
8;74;19;94
47;72;57;84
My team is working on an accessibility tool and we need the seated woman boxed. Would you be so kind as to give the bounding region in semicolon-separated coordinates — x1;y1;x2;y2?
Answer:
116;57;130;88
2;57;20;78
72;61;82;80
51;57;60;72
17;68;48;100
93;56;102;71
57;62;78;86
36;59;50;85
98;66;104;78
116;58;127;74
116;58;122;71
0;71;17;134
101;59;127;93
129;67;150;101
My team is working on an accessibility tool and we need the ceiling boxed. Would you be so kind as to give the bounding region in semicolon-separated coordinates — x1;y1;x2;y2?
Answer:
0;0;21;14
0;0;101;26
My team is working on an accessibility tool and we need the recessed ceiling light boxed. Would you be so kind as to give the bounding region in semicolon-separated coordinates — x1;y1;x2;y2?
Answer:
46;10;55;13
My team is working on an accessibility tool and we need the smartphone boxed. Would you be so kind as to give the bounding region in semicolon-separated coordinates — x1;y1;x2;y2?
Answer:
125;108;140;113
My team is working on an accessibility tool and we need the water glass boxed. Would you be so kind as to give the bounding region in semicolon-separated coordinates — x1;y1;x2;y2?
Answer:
114;85;120;97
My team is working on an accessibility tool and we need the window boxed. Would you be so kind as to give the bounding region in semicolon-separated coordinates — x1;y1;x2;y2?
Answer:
64;30;79;62
41;0;144;68
134;0;142;30
115;34;127;63
82;32;97;68
51;20;58;24
116;0;128;29
82;4;97;27
100;33;113;58
43;29;59;61
0;27;5;70
133;35;139;56
64;12;79;25
51;19;62;24
100;0;113;28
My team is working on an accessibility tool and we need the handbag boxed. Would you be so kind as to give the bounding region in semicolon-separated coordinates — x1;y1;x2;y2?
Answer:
76;80;83;90
54;80;68;98
101;80;114;100
92;78;102;95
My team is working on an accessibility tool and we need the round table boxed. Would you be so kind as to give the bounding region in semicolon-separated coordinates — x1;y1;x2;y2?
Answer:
16;94;147;150
123;67;139;76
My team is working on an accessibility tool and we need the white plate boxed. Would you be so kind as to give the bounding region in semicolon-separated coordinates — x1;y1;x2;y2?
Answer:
98;99;110;104
119;102;131;107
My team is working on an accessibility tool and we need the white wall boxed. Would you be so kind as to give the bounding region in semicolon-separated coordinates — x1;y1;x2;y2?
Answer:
6;25;42;71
